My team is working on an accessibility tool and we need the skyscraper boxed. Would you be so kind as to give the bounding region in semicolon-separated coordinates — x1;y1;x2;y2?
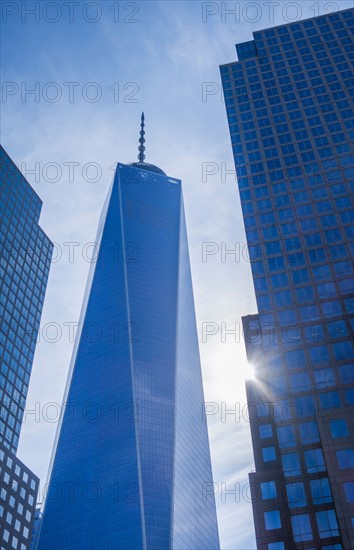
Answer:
0;145;53;549
221;8;354;550
36;116;220;550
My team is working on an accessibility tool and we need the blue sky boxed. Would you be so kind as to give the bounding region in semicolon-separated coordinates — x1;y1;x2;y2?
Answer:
2;1;353;548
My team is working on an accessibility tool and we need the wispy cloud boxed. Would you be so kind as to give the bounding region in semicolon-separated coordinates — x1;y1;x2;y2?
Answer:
5;1;353;547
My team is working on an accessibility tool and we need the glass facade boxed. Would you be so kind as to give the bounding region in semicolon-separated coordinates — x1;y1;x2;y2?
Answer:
221;8;354;550
30;506;42;549
36;162;219;549
0;145;53;549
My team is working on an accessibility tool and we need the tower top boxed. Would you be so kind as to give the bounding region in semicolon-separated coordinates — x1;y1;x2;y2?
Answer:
138;112;146;163
129;113;166;175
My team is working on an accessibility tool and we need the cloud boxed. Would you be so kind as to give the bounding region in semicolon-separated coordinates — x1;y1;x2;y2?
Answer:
10;0;354;546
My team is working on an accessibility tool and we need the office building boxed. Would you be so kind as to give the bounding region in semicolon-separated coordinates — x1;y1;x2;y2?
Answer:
221;8;354;549
0;145;53;549
36;116;220;549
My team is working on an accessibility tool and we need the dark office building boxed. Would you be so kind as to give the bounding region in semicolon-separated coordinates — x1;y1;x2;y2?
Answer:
0;146;53;549
221;8;354;550
36;118;219;550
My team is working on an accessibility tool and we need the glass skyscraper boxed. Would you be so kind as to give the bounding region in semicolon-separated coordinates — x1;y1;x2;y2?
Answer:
36;119;219;550
221;8;353;550
0;145;53;549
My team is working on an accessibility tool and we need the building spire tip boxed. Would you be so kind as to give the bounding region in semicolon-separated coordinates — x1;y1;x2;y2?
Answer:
138;112;146;163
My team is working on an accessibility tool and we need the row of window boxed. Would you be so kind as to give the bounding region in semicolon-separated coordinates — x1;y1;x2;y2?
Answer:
257;317;354;350
284;344;353;369
256;268;352;299
239;164;353;192
261;477;334;504
230;94;352;138
263;477;353;506
244;194;353;226
260;417;350;441
263;445;354;473
258;300;353;331
0;232;51;265
261;418;351;451
1;176;42;223
229;116;353;152
264;507;340;541
239;173;352;200
267;543;342;550
276;338;353;367
257;281;353;314
226;64;353;106
249;222;353;253
269;369;348;397
252;247;353;275
245;314;352;342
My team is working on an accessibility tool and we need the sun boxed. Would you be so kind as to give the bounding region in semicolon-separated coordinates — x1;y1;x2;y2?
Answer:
244;361;256;380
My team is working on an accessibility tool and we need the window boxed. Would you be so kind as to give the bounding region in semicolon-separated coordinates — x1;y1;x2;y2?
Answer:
316;510;339;538
313;264;331;280
278;308;297;324
343;481;354;503
282;325;301;346
277;425;296;448
286;482;307;508
289;371;311;392
294;395;316;418
334;260;352;278
285;349;306;370
300;304;320;322
329;419;349;439
269;256;285;272
264;510;281;530
282;452;301;477
338;364;354;384
303;323;324;344
322;301;342;317
254;277;268;293
258;294;272;311
333;341;354;361
274;290;292;307
263;226;279;239
314;368;336;389
295;286;314;304
310;478;332;504
344;388;354;405
299;421;320;444
291;513;313;542
261;481;277;500
304;448;326;473
336;449;354;470
268;543;284;550
259;424;273;439
319;391;341;410
309;345;329;366
271;272;288;288
339;278;354;294
288;252;305;267
263;447;276;462
269;375;287;396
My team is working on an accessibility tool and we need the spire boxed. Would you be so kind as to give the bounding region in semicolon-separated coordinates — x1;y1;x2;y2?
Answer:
128;113;166;175
138;112;146;163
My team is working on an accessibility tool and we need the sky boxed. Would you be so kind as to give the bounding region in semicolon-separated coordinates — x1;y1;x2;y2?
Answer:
2;1;353;548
